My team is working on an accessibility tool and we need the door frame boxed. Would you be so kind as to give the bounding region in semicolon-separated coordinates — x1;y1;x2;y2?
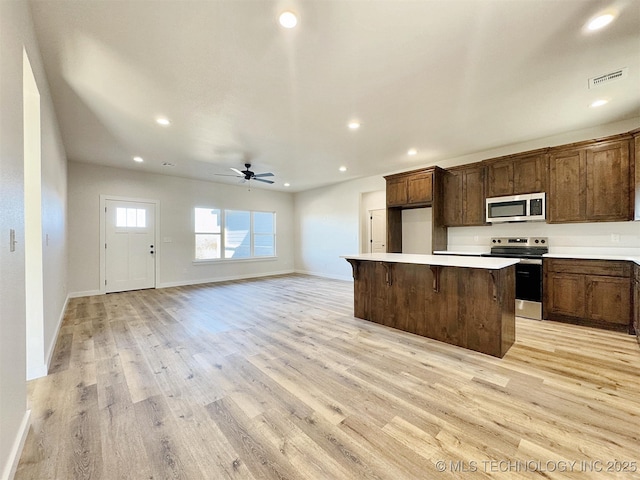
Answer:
99;194;160;294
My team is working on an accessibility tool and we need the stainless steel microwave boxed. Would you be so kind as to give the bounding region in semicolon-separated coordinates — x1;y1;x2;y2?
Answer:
486;193;546;223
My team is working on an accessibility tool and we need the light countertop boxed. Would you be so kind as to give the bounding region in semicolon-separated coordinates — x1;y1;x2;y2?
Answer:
433;250;487;256
543;253;640;265
341;253;519;270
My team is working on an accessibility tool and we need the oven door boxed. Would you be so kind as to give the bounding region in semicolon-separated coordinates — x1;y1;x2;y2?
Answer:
515;259;542;319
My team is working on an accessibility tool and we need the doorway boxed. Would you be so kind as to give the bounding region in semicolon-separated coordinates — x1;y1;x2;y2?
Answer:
24;49;45;380
102;198;157;293
369;209;387;253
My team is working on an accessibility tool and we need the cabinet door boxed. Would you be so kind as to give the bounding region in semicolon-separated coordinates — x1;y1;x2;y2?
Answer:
443;171;462;226
462;167;486;225
586;275;632;327
407;172;433;205
545;272;585;317
487;160;513;197
585;140;631;221
386;178;407;207
513;153;546;194
548;149;585;223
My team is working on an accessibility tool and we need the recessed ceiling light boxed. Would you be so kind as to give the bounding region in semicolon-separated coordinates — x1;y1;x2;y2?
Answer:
590;99;609;108
284;182;291;187
279;11;298;28
133;156;144;163
407;148;418;156
339;166;347;172
156;117;171;126
348;121;360;130
587;13;615;31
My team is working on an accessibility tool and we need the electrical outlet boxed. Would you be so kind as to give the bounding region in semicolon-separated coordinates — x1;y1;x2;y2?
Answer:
611;233;620;243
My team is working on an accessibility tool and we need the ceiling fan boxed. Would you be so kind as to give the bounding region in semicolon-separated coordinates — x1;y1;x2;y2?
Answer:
216;163;274;184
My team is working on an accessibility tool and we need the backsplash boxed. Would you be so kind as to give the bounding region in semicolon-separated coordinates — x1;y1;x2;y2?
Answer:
447;221;640;256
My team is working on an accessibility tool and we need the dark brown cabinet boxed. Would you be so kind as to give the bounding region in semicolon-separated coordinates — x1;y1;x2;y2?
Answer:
384;167;446;254
443;163;486;226
486;150;547;198
386;177;408;207
548;138;632;223
385;169;433;207
407;171;433;205
346;258;515;357
544;258;634;332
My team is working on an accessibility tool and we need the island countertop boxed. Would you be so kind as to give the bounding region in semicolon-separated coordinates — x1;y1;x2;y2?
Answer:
340;253;519;270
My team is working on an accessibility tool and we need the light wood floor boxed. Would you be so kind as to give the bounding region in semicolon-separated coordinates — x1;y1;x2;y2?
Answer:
16;274;640;479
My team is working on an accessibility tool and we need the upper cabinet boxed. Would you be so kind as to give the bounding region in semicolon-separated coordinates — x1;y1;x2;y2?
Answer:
443;163;486;227
384;167;446;254
548;137;632;223
486;150;547;198
385;168;434;207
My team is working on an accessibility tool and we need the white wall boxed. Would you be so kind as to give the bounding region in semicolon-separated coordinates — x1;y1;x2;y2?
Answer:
402;208;432;254
447;221;640;256
294;176;386;280
67;162;295;295
0;1;68;478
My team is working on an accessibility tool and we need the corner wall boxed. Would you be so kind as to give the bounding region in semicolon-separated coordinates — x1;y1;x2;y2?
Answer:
0;1;68;478
293;118;640;280
293;176;386;280
67;162;295;295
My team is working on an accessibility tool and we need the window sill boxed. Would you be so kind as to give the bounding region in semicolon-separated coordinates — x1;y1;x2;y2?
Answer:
192;256;278;266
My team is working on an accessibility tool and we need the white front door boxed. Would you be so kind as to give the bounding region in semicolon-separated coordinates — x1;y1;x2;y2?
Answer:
370;209;387;253
105;200;156;293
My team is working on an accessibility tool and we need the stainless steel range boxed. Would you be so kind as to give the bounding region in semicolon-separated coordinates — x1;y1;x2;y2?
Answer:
483;237;548;320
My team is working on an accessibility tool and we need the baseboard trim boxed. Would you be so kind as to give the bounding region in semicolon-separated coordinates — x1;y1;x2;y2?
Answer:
294;269;353;282
44;294;70;373
68;289;101;298
157;270;296;289
1;409;31;480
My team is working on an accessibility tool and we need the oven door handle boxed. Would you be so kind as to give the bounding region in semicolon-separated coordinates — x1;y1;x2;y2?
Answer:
518;258;542;265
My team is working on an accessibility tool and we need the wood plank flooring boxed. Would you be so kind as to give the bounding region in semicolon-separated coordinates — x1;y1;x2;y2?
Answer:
16;274;640;479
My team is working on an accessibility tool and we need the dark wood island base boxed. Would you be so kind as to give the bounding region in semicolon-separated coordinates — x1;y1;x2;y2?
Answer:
343;254;517;358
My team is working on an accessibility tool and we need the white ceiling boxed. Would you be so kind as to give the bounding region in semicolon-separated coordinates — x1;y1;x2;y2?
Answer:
29;0;640;192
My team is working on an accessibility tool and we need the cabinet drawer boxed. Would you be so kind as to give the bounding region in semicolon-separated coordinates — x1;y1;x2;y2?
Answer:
545;259;631;277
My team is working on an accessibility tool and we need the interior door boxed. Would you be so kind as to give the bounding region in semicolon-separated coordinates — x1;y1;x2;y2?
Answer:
105;200;156;293
370;209;386;253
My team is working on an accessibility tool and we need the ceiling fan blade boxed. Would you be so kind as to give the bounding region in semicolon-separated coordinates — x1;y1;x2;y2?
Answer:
253;172;274;178
215;173;242;177
230;167;243;175
253;178;274;184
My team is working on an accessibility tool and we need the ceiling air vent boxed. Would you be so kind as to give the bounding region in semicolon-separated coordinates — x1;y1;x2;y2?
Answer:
588;67;628;89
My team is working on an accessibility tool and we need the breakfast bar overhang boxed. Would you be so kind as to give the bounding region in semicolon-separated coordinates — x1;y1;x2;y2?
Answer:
341;253;519;357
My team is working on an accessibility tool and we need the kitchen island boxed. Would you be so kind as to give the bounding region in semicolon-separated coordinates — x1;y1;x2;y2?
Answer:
341;253;519;357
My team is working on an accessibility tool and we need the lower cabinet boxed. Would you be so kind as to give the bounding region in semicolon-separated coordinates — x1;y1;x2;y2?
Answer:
544;258;634;333
347;259;515;357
